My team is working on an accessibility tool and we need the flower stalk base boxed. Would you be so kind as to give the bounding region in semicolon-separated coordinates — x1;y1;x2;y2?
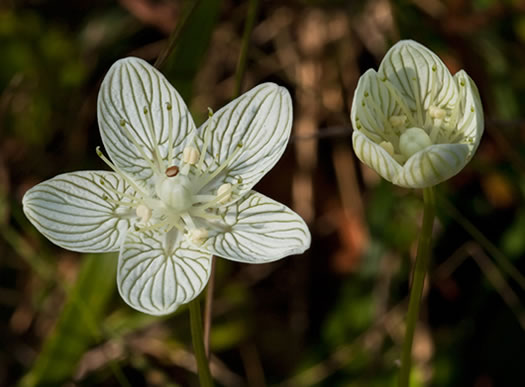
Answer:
399;186;435;387
189;298;214;387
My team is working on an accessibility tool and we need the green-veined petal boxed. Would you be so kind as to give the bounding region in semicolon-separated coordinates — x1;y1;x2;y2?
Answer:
378;40;458;113
454;70;484;148
117;229;212;315
394;143;471;188
351;69;409;142
352;130;403;183
194;83;292;200
22;171;133;252
98;57;196;186
205;191;310;263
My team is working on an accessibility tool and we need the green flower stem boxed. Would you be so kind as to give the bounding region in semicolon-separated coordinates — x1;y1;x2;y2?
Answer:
189;298;214;387
399;186;435;387
203;0;260;353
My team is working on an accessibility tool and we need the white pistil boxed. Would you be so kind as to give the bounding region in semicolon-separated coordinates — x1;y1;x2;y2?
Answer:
399;127;433;159
188;228;208;246
156;175;192;211
217;183;232;203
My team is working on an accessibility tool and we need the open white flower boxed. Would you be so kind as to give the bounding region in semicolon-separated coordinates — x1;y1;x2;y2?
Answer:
351;40;484;188
23;57;311;315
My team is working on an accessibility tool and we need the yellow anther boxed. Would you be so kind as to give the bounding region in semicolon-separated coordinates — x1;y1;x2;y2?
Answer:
183;146;200;165
136;204;152;224
217;183;232;203
389;115;407;128
429;105;446;119
188;228;208;246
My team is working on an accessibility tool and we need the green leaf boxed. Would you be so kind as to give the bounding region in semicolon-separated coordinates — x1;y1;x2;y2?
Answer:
19;254;117;387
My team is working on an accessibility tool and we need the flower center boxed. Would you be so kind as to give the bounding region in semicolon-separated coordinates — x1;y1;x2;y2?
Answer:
95;107;247;247
399;127;433;158
156;175;193;212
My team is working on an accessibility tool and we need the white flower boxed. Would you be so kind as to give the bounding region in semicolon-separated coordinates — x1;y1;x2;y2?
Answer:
22;57;311;315
351;40;484;188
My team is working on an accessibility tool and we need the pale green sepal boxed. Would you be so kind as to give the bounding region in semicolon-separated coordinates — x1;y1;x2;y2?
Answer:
394;143;471;188
205;191;311;263
98;57;196;186
117;229;212;315
378;40;458;112
352;130;403;183
22;171;133;253
194;83;292;199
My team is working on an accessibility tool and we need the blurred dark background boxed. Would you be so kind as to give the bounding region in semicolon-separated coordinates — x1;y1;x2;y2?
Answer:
2;0;525;386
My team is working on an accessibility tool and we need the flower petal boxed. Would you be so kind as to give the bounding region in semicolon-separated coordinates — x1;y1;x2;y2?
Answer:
378;40;458;114
194;83;292;198
454;70;484;148
352;130;403;183
22;171;133;252
205;191;310;263
351;69;408;141
393;143;471;188
98;57;195;186
117;229;212;315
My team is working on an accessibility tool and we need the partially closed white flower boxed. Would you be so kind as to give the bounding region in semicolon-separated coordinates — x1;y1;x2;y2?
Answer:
23;57;311;315
351;40;484;188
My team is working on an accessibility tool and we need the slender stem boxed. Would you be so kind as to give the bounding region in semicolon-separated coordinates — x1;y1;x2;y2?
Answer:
399;186;435;387
204;256;217;357
154;0;201;70
189;298;214;387
202;0;260;355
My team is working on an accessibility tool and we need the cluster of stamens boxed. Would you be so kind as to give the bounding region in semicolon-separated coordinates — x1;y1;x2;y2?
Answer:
355;67;476;165
97;107;244;246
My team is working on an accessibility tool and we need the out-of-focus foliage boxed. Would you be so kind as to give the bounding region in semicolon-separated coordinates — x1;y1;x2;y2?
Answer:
2;0;525;386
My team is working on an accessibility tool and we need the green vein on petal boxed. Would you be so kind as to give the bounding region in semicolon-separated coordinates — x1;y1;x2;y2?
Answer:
22;171;133;253
206;190;310;263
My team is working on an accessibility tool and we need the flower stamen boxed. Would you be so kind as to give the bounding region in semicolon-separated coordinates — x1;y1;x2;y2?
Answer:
195;143;244;191
96;146;147;196
136;204;152;223
165;165;179;177
197;108;214;173
118;119;160;175
188;228;208;246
